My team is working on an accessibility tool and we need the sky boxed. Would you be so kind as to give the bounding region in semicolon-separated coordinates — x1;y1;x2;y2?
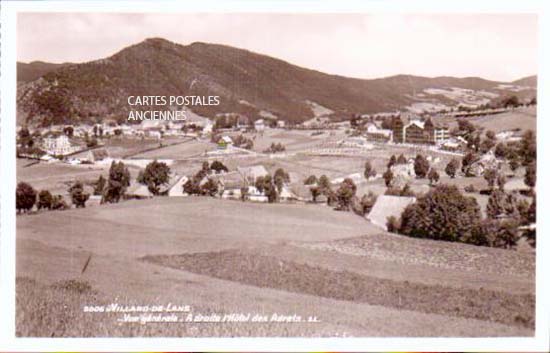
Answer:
17;13;538;82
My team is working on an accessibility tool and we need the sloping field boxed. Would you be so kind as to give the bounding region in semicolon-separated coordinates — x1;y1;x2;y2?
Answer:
133;139;217;159
444;107;537;133
16;197;535;337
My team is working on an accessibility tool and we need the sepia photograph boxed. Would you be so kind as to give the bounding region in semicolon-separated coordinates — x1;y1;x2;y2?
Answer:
10;10;539;342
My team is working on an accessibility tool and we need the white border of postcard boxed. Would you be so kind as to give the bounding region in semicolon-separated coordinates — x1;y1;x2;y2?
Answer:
1;0;549;351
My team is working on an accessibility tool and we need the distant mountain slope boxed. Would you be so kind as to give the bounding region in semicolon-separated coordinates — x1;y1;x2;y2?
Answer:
512;75;537;87
17;61;70;83
16;38;537;126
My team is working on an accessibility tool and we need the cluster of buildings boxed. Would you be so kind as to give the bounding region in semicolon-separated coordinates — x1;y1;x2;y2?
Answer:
391;115;450;145
360;113;451;147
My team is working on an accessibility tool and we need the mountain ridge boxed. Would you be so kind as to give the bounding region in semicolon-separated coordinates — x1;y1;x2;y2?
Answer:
17;37;537;126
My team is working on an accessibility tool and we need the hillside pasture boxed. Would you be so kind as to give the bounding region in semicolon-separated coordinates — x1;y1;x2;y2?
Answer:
16;196;535;337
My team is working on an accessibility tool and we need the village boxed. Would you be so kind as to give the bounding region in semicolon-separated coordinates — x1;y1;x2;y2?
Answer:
16;99;536;251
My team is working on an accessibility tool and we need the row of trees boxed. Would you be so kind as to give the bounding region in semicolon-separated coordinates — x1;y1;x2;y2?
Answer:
303;174;377;215
16;181;88;213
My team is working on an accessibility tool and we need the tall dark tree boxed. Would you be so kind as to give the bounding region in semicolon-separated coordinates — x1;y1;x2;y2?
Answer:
103;161;131;203
414;154;430;178
525;162;536;189
520;130;536;166
387;155;397;169
364;160;376;180
462;152;477;176
428;168;440;185
445;159;459;178
383;169;394;187
484;168;498;190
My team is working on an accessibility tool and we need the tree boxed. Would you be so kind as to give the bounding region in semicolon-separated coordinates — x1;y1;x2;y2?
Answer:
336;178;357;211
397;154;407;165
103;161;131;203
502;95;520;108
200;178;219;197
486;189;518;219
51;194;68;210
210;160;228;174
261;175;278;203
428;169;440;185
304;175;318;185
445;159;459;178
387;155;397;169
240;186;249;201
386;216;400;233
359;192;377;215
137;160;171;195
37;190;54;210
484;168;498;189
458;119;476;134
255;176;265;194
63;126;74;138
414;154;430;178
318;175;331;191
520;130;536;166
310;186;321;203
509;158;520;172
16;182;36;213
86;136;98;148
383;169;394;187
474;219;520;249
93;175;106;196
462;152;477;175
69;181;90;208
399;184;481;243
364;160;376;180
497;173;507;191
495;142;507;159
274;168;290;184
525;162;536;190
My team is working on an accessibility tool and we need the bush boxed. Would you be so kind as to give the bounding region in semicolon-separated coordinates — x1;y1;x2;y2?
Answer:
399;184;481;243
69;181;90;208
51;195;69;210
473;219;521;249
16;182;36;213
464;184;477;193
37;190;54;210
304;175;318;185
210;160;229;174
383;169;394;187
137;160;171;195
386;216;400;233
364;161;376;180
